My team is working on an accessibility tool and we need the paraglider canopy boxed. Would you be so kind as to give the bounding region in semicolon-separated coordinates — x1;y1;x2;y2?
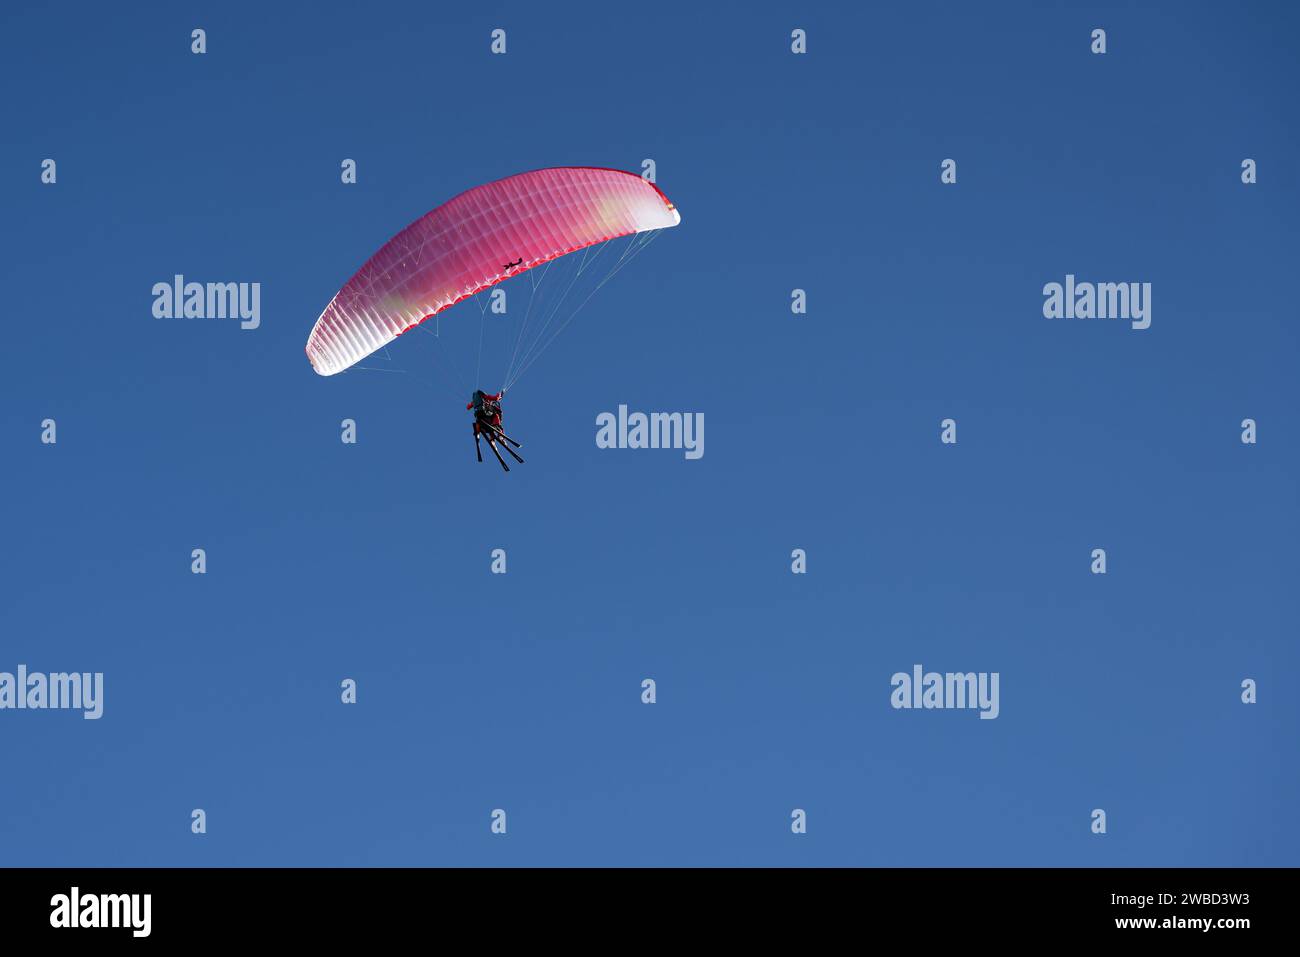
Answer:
306;167;680;378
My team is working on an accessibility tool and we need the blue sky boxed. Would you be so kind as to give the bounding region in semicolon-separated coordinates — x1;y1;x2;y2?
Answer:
2;0;1296;865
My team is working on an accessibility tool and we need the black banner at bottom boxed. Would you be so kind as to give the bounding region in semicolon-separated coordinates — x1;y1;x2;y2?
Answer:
0;867;1278;943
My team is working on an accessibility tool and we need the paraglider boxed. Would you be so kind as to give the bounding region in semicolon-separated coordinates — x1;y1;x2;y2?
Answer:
305;166;680;472
468;389;522;471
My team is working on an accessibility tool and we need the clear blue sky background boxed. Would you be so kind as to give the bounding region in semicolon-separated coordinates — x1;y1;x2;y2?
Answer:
2;1;1296;866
